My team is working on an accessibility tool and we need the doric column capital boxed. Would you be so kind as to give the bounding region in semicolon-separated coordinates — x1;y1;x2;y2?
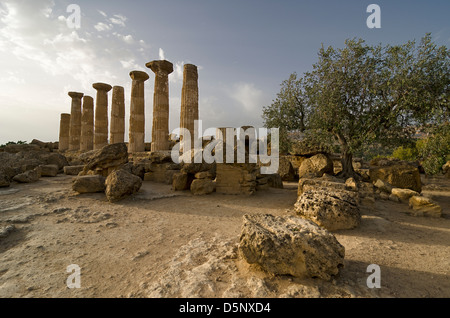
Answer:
129;70;150;82
146;60;174;75
68;92;84;99
92;82;112;92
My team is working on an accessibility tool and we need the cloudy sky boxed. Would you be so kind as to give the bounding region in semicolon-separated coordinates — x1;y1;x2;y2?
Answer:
0;0;449;144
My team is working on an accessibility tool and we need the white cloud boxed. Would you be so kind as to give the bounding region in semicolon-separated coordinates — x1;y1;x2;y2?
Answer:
98;10;107;18
94;22;113;32
110;14;127;27
159;48;165;60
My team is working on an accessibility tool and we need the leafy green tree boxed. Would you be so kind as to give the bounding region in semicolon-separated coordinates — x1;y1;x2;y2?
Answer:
303;34;449;178
262;73;310;153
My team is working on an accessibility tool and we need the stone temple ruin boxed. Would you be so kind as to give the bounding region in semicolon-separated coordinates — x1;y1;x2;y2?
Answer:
1;59;446;287
57;60;282;200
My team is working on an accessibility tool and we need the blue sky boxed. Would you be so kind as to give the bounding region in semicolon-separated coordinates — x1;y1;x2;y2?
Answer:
0;0;449;144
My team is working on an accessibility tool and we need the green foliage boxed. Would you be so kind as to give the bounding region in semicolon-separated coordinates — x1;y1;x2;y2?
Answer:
416;123;450;175
262;73;310;153
391;145;418;161
262;34;449;175
0;141;27;148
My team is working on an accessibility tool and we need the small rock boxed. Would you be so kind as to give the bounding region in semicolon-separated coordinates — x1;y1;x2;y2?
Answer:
409;196;442;218
373;179;393;194
0;225;15;238
12;169;39;183
105;169;142;202
190;178;215;195
391;188;420;202
39;164;59;177
72;175;106;194
63;165;85;176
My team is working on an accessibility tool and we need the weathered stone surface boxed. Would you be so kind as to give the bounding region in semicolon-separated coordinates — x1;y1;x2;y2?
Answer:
119;162;146;180
80;143;128;173
68;91;84;151
239;214;345;280
80;96;94;152
298;154;334;179
4;144;40;153
105;169;142;202
216;163;257;195
345;177;358;191
41;153;69;170
0;170;10;187
12;169;40;183
373;179;393;194
267;173;283;189
93;82;113;150
369;163;422;193
40;164;59;177
391;188;420;202
0;225;15;239
128;72;149;153
297;176;346;197
64;165;84;176
278;156;296;181
179;64;199;152
195;171;213;179
59;113;71;151
295;189;361;231
147;60;173;151
190;178;215;195
31;139;58;151
408;196;442;218
110;86;126;145
72;175;106;193
172;172;189;191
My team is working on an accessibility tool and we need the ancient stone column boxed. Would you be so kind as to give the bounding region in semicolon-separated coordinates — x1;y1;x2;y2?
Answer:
146;60;173;152
180;64;199;151
80;96;94;152
110;86;125;145
128;71;149;153
92;83;112;150
68;92;84;151
59;113;71;152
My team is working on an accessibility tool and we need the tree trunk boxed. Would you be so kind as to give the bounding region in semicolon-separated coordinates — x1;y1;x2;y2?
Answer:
336;133;358;179
340;151;356;179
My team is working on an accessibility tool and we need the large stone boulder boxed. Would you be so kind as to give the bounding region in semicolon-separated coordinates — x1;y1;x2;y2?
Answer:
391;188;420;203
12;169;40;183
369;161;422;193
295;188;361;231
409;196;442;218
105;169;142;202
64;165;84;176
190;178;215;195
39;164;59;177
297;175;347;197
239;214;345;280
278;156;296;181
80;143;128;176
298;154;333;179
172;172;190;191
72;175;106;193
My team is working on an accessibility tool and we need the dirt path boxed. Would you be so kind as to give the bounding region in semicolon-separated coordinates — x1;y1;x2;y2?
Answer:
0;175;449;298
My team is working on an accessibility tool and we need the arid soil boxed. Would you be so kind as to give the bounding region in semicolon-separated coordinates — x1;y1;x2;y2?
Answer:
0;175;449;298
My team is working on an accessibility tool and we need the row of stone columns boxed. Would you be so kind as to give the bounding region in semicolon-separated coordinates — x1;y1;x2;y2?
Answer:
59;60;198;153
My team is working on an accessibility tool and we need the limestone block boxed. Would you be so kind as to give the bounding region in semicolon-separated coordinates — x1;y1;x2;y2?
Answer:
239;214;345;280
408;196;442;218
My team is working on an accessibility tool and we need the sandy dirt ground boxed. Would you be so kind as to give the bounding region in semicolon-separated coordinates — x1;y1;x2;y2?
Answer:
0;174;449;298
